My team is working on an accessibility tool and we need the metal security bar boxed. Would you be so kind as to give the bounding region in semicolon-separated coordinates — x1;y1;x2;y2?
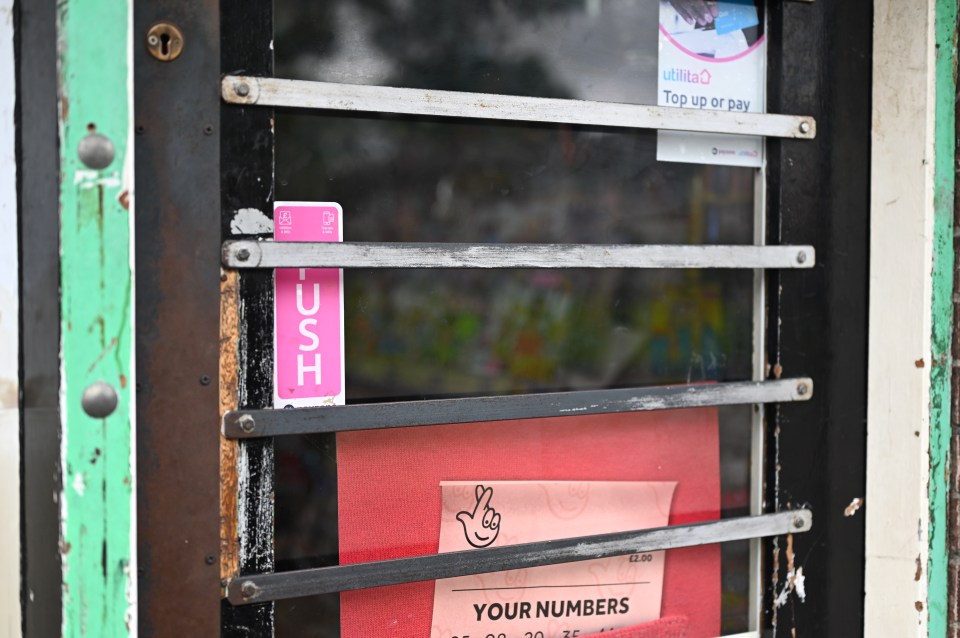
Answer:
223;378;813;439
222;241;815;270
221;76;817;140
226;510;813;604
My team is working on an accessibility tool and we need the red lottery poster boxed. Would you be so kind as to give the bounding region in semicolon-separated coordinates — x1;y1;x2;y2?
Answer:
337;408;721;638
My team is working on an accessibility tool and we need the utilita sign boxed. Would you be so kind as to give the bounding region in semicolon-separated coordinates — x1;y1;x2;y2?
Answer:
273;202;345;408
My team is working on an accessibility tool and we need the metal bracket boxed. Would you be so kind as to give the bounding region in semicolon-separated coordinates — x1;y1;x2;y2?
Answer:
221;75;816;140
221;241;815;270
225;510;813;604
224;378;813;439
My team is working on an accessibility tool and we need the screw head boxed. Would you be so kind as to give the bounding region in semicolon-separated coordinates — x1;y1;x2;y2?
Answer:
78;132;116;170
240;581;259;599
793;515;806;530
796;251;807;264
235;82;251;97
205;554;216;565
199;374;211;386
236;248;251;262
82;381;119;419
147;34;159;46
799;121;812;134
238;414;256;433
797;382;809;396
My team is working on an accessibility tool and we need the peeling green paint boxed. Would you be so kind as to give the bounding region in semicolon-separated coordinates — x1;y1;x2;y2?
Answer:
929;0;957;634
57;0;133;635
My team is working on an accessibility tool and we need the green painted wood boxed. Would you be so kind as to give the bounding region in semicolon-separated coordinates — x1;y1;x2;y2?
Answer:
57;0;134;635
929;0;957;634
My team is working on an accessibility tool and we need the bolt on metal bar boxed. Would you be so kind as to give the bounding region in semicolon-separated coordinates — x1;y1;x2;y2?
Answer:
223;378;813;439
222;241;815;270
225;510;813;604
221;76;817;140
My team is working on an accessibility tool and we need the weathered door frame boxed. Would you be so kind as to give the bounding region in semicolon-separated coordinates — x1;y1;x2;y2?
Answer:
865;0;957;635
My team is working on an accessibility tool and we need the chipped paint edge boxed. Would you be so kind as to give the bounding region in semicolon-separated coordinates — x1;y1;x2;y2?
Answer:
57;0;135;635
927;0;957;633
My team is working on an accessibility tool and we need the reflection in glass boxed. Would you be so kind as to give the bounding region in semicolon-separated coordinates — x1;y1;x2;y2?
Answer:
276;0;659;104
277;113;755;400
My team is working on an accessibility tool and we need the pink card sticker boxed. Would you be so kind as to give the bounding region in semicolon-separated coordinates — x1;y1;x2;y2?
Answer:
273;202;345;407
431;481;677;638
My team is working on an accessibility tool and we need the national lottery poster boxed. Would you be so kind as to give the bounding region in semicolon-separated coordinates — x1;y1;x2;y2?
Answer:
337;408;721;638
657;0;766;167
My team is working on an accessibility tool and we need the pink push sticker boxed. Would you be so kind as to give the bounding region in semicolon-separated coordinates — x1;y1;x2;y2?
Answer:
273;202;345;408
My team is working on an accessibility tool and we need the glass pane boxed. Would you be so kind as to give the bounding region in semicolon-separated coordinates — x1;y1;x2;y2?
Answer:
342;269;753;400
276;113;756;400
275;0;660;104
272;5;762;635
278;114;755;246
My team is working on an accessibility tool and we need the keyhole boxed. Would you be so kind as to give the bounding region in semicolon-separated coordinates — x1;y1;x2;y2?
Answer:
146;23;184;62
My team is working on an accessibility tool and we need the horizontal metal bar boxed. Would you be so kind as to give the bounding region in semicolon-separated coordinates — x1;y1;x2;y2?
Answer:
222;241;815;270
223;378;813;439
226;510;812;604
222;76;817;140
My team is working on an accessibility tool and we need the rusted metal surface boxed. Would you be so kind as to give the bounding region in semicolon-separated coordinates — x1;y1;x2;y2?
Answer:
220;269;241;581
134;0;222;634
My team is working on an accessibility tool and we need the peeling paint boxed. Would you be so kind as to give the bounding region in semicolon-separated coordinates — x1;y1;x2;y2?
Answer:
74;169;121;189
773;533;806;610
71;472;85;497
794;567;806;602
844;497;864;517
58;0;135;634
230;208;273;235
927;2;957;634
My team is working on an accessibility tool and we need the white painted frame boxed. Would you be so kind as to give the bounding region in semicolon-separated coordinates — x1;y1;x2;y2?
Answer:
0;0;21;635
866;0;939;634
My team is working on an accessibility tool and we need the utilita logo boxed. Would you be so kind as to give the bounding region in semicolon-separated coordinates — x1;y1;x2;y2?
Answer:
662;68;712;85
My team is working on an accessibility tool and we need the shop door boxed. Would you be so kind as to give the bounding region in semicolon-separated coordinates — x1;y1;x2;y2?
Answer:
132;1;870;636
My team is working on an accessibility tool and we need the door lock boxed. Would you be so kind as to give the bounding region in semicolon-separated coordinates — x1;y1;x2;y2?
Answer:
146;23;184;62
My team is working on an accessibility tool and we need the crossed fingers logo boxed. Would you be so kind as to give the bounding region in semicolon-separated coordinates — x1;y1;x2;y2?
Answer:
456;485;501;548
